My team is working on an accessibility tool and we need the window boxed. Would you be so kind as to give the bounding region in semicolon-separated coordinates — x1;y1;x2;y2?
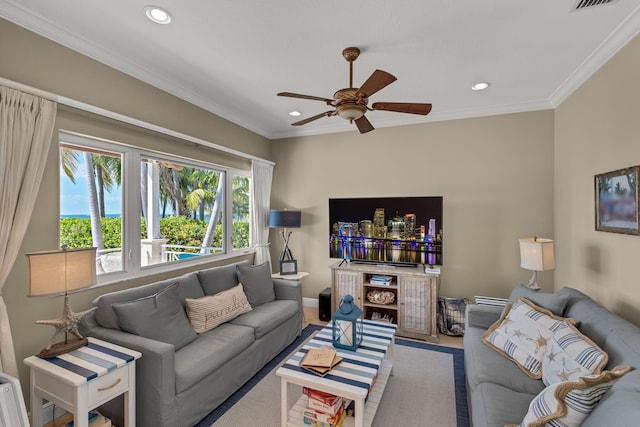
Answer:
60;142;124;274
59;132;252;282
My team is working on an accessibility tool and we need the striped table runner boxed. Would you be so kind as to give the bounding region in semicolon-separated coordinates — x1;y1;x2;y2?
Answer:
27;337;141;386
279;320;396;395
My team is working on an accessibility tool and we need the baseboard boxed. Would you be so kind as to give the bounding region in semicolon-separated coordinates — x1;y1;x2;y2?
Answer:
303;297;318;308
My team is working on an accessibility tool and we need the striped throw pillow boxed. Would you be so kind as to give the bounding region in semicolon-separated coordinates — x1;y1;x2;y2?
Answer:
482;297;572;378
542;320;608;386
507;365;631;427
185;283;252;333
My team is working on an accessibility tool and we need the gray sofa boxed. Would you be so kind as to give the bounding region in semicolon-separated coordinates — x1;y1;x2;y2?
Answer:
464;286;640;427
80;260;303;427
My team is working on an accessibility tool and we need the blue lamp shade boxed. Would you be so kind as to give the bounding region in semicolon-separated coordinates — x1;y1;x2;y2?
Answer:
332;295;363;351
269;210;301;228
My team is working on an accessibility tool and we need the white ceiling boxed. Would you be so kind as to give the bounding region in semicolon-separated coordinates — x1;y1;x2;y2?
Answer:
2;0;640;139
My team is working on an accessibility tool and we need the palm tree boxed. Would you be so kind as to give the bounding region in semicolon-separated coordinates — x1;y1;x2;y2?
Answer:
83;152;104;249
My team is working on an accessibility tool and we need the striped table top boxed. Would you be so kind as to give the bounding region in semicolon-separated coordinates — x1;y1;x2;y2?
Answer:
24;337;141;386
277;320;396;397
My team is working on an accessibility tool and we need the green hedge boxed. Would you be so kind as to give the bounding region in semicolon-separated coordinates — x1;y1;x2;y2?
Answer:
60;217;249;250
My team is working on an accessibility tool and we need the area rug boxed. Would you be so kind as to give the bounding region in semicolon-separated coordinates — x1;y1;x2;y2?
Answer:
195;325;469;427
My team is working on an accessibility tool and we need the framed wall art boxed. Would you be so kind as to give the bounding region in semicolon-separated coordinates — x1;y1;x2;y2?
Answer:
595;166;639;235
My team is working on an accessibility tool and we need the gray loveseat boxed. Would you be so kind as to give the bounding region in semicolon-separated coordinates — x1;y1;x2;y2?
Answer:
464;286;640;427
80;260;303;427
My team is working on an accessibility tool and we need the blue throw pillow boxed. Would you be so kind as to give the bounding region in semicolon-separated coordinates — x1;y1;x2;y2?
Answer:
508;283;570;316
113;282;198;350
236;261;276;307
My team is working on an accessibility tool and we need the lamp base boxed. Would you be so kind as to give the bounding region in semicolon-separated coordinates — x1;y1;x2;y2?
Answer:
38;337;88;358
524;270;541;290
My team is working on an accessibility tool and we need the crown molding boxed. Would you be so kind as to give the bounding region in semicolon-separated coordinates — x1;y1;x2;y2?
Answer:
549;4;640;107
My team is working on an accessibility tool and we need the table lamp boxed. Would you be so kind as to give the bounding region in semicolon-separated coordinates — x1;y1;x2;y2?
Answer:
269;209;301;274
519;237;555;290
26;247;98;358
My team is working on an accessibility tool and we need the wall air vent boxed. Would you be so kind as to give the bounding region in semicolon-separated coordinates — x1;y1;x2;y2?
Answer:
573;0;619;10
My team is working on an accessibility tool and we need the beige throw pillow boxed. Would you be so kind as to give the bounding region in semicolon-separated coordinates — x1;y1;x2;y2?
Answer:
506;365;631;427
482;297;573;378
185;283;252;333
542;319;608;386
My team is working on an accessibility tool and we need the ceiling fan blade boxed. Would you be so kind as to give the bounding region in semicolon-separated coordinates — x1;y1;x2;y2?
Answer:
291;111;334;126
354;115;374;134
355;70;397;98
277;92;333;104
371;102;432;115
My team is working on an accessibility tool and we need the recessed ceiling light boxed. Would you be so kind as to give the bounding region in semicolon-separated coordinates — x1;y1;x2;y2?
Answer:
289;111;302;117
145;6;173;24
471;82;491;91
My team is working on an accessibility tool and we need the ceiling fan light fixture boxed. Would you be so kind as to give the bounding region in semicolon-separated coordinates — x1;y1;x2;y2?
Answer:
144;6;173;24
471;81;491;91
288;111;301;117
336;104;366;121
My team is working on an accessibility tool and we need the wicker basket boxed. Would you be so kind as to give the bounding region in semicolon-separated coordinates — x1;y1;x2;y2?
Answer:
366;290;395;305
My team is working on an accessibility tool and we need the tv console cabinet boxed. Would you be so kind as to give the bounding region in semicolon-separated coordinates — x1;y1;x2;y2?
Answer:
329;261;440;342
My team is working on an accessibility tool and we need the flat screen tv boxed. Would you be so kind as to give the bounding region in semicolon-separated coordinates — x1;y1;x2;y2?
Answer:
329;196;443;267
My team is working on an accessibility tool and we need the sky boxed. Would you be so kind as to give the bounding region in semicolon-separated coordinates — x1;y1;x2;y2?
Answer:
60;155;122;217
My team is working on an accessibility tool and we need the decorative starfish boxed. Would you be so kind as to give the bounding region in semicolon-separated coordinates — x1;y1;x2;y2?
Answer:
36;293;97;351
527;331;549;354
511;329;525;341
553;358;581;382
546;348;559;362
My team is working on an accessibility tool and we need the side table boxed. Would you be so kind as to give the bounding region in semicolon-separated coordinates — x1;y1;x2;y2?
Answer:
271;271;309;281
24;337;141;427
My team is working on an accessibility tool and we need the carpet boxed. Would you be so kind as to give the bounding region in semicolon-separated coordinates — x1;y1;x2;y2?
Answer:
195;325;469;427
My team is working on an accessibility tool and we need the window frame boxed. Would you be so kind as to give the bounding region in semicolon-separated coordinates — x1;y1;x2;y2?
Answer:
59;131;254;286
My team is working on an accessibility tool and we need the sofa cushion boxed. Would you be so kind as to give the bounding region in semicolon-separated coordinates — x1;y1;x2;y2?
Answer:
469;382;535;427
229;299;299;339
174;322;255;394
112;282;198;350
464;326;546;396
508;283;571;316
508;365;631;427
483;297;570;379
542;319;607;386
236;262;276;307
197;260;249;295
185;283;252;333
558;287;635;348
93;271;203;330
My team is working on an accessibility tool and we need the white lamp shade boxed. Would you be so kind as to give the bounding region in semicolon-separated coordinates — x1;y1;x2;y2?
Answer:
26;247;97;296
519;238;555;271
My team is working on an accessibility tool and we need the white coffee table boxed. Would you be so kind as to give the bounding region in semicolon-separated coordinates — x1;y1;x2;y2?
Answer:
276;320;396;427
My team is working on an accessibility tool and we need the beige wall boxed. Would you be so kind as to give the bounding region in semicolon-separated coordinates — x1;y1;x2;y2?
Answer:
271;110;556;301
1;18;267;393
555;33;640;326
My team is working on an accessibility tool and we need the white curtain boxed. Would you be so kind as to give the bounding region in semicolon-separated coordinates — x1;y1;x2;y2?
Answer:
251;160;274;266
0;86;57;377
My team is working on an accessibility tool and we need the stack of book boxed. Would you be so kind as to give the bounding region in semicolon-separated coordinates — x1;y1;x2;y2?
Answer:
369;275;393;286
302;387;346;427
300;347;342;376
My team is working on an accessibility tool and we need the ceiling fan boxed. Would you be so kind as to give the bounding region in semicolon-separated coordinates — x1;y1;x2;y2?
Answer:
277;47;432;134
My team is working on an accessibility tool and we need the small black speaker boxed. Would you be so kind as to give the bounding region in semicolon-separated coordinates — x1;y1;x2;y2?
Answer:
318;287;332;321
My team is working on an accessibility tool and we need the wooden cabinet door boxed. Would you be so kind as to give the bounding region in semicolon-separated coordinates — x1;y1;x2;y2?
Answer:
398;276;437;340
332;270;364;312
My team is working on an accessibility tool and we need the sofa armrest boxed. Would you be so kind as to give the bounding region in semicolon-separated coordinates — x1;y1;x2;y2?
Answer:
273;278;302;302
465;304;503;330
83;322;178;427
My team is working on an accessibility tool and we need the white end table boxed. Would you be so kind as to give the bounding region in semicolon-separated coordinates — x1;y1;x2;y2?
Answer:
272;271;309;281
24;337;141;427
